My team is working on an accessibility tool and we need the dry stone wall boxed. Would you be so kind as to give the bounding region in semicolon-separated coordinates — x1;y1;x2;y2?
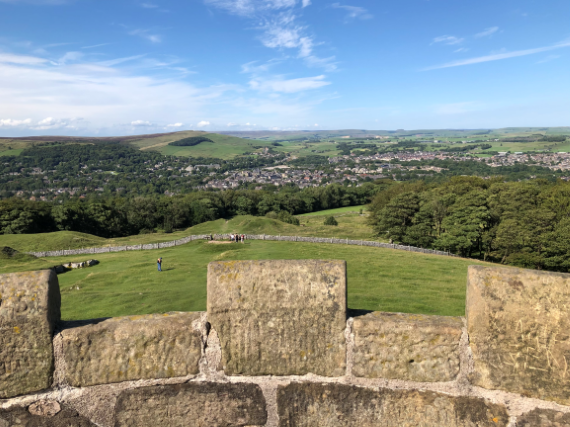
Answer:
27;233;454;259
2;263;570;426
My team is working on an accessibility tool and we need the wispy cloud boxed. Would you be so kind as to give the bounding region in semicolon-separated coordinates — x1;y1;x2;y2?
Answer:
57;51;83;65
141;2;158;8
424;39;570;70
97;54;147;67
204;0;297;17
454;47;469;53
537;54;561;64
432;35;464;46
82;43;112;50
331;3;373;21
166;122;183;128
249;74;330;93
128;29;162;43
475;26;499;38
205;0;335;71
0;53;48;65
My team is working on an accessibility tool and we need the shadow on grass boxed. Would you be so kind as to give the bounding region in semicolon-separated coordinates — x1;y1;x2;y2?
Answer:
347;308;374;319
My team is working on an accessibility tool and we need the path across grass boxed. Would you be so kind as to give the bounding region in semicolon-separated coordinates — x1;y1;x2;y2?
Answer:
0;239;488;320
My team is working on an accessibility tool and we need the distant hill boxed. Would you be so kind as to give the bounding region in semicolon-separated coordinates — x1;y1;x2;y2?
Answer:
2;127;569;159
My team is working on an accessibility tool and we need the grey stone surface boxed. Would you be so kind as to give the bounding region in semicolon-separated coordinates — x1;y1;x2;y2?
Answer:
467;265;570;404
352;311;463;382
277;382;509;427
0;404;95;427
516;408;570;426
61;312;202;387
0;270;61;398
114;382;267;427
207;259;347;376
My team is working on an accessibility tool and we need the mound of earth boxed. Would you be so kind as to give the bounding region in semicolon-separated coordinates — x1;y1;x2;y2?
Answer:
0;246;36;261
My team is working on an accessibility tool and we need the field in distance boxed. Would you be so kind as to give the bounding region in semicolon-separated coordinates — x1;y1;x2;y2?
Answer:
2;127;568;159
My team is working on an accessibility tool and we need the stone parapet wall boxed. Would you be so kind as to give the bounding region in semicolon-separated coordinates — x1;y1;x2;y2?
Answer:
2;263;570;426
27;234;454;258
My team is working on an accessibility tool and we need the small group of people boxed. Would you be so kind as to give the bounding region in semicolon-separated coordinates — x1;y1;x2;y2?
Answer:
230;233;246;243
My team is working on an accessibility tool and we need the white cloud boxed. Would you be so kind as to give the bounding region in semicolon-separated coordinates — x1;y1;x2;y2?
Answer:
0;118;32;127
141;2;158;8
166;122;183;127
131;120;153;126
197;120;210;127
249;75;330;93
424;39;570;70
34;117;84;130
207;0;334;71
204;0;297;17
475;27;499;38
331;3;372;21
0;52;239;136
314;123;318;126
432;35;464;45
0;53;48;65
454;47;469;53
129;29;162;43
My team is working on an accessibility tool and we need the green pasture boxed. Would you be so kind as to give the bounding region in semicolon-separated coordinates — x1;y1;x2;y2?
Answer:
127;130;207;150
298;205;367;216
0;239;488;320
0;149;23;156
158;133;271;159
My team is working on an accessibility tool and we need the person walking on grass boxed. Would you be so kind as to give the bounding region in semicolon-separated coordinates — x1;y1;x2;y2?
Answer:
157;257;162;272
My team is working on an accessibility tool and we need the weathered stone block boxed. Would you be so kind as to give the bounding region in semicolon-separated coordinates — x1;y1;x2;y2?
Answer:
207;260;347;376
467;265;570;404
114;382;267;427
352;311;463;382
0;270;61;398
0;403;95;427
61;312;202;387
277;382;509;427
516;408;570;426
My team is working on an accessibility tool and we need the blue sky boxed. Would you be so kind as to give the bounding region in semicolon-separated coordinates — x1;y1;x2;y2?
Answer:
0;0;568;136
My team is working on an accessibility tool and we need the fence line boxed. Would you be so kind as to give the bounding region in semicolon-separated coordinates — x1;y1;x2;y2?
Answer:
27;234;455;258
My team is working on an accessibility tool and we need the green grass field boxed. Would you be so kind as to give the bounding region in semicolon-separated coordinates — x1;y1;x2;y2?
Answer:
0;239;488;320
298;205;367;216
159;133;273;159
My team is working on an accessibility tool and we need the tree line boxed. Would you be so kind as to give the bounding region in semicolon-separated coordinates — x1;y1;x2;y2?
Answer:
368;177;570;272
0;183;378;237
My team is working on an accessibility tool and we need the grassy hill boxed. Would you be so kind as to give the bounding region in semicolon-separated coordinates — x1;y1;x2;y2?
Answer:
0;214;379;253
0;238;488;320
